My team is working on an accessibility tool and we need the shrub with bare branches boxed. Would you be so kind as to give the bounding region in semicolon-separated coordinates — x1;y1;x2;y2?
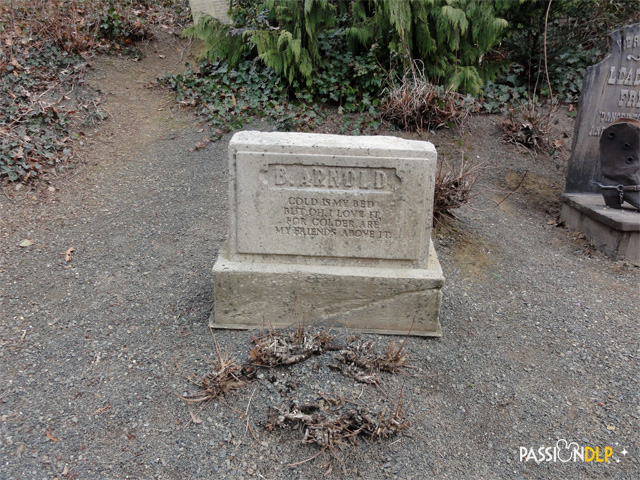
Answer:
433;158;485;225
500;103;559;154
381;66;472;132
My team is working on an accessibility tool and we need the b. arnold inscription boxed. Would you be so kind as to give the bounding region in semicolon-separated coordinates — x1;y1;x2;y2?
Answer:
269;164;398;191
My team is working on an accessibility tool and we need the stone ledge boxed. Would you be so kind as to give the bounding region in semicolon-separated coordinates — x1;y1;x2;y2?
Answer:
560;193;640;265
211;241;444;337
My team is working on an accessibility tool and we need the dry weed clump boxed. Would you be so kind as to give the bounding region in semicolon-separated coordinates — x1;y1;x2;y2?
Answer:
0;0;185;182
267;396;409;453
500;104;557;154
177;338;256;403
381;68;471;132
249;325;336;367
1;0;153;54
332;338;408;384
433;158;484;225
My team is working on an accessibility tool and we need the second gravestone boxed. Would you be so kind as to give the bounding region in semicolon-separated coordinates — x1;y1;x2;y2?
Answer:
561;23;640;264
212;131;445;336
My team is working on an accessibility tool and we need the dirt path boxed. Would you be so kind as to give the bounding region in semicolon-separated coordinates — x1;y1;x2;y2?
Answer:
1;34;639;480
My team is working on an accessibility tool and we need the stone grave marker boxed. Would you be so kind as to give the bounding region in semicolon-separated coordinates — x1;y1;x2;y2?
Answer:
565;23;640;193
561;23;640;265
212;131;445;336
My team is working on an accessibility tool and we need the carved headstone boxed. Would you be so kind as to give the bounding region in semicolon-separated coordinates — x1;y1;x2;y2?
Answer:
212;131;445;336
565;23;640;193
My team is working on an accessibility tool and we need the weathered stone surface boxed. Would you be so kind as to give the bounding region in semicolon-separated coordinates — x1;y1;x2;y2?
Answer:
561;193;640;265
213;241;444;336
228;131;437;268
188;0;231;24
565;23;640;193
212;131;444;336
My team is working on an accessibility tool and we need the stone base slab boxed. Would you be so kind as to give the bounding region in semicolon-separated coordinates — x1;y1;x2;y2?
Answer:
211;241;444;337
560;193;640;265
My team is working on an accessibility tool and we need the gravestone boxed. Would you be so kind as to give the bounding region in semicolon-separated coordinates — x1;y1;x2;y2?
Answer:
188;0;231;24
565;23;640;193
561;23;640;265
212;131;445;336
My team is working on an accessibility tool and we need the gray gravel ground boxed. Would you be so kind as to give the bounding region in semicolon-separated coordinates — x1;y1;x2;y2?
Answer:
1;37;639;480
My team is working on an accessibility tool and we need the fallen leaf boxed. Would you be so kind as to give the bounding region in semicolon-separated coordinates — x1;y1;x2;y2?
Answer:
63;247;75;262
46;430;60;442
194;141;207;150
188;409;203;424
48;186;56;192
10;56;22;69
232;94;237;107
547;220;554;225
19;239;34;247
61;465;69;475
607;425;616;431
158;54;166;59
569;104;574;112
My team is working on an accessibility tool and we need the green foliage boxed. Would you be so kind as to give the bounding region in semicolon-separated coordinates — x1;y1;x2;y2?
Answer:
313;29;384;113
481;65;529;113
0;44;77;181
91;3;149;42
346;0;509;95
0;0;185;182
188;0;509;95
160;54;324;134
184;15;248;65
494;0;639;104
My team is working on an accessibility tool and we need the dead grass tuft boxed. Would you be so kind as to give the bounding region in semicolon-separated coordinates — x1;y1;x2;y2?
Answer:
267;395;409;454
433;158;485;225
177;336;256;403
381;66;471;132
500;104;557;154
249;325;337;367
332;338;408;384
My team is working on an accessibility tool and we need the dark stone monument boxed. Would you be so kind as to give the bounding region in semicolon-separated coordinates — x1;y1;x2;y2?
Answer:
561;23;640;265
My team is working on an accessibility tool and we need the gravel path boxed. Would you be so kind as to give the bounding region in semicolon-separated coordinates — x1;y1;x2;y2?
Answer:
1;36;638;480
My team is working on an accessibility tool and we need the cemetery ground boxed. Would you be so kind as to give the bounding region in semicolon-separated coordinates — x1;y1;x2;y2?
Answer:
1;33;639;480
